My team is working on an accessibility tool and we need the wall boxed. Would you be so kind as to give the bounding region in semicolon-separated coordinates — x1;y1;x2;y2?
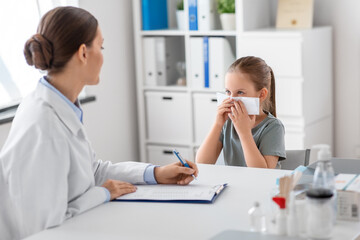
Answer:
312;0;360;158
79;0;139;162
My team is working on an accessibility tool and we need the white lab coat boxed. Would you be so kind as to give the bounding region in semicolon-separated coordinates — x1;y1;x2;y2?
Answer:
0;83;150;239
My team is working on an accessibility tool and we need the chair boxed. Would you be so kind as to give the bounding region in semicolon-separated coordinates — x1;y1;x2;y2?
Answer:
307;158;360;174
279;149;311;170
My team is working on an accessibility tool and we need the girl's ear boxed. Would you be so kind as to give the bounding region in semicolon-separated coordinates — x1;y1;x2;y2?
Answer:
259;88;268;102
77;44;87;64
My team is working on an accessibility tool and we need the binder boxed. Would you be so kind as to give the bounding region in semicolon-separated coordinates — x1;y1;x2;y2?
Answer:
203;37;209;88
141;0;168;30
190;37;204;89
198;0;217;31
142;38;157;86
189;0;198;30
156;37;184;86
155;37;167;86
115;183;227;203
209;37;235;90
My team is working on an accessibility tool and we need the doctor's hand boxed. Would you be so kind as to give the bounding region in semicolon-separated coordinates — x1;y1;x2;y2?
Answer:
154;160;199;185
102;179;137;200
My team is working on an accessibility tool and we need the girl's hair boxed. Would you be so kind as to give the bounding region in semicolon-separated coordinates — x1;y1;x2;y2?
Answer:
24;6;98;74
227;56;277;117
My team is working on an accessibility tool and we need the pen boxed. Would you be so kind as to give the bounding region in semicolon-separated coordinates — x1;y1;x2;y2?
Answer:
173;149;197;180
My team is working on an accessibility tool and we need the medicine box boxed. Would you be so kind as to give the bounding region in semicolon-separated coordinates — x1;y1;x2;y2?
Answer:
335;174;360;221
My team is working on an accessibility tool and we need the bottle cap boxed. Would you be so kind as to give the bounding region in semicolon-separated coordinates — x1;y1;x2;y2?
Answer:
272;196;286;209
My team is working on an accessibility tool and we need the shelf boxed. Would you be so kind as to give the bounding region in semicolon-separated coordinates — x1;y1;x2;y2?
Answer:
189;30;237;37
141;30;237;37
143;85;188;92
141;29;186;36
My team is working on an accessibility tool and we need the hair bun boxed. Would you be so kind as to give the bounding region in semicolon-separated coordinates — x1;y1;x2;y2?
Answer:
24;33;53;70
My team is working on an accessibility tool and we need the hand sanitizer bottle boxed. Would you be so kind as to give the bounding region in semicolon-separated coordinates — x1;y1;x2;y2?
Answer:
248;202;266;232
287;192;298;237
272;197;287;235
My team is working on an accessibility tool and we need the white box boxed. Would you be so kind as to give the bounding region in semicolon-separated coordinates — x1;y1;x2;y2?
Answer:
335;174;360;221
145;91;191;144
147;145;191;166
193;93;218;145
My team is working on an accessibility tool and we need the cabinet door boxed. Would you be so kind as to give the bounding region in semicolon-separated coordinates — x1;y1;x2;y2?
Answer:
238;37;302;77
193;93;218;145
147;145;191;165
276;77;303;117
145;91;191;144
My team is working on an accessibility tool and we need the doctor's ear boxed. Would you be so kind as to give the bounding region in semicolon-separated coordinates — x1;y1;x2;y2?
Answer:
77;44;88;64
259;88;268;101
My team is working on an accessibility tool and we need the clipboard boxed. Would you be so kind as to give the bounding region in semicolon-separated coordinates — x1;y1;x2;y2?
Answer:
115;183;227;204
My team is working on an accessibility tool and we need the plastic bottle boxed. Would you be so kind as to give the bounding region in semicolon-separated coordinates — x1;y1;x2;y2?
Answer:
272;197;287;235
287;192;298;237
248;202;266;232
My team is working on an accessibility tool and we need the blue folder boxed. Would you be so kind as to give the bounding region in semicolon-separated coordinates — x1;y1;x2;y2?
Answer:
142;0;168;30
203;37;209;88
189;0;198;30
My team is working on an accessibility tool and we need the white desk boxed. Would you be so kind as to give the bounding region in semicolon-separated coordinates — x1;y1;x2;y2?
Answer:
26;164;360;240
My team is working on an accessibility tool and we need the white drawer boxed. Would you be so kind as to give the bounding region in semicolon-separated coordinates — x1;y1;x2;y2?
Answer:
193;93;218;145
276;77;303;117
145;91;191;144
238;37;302;77
147;145;191;166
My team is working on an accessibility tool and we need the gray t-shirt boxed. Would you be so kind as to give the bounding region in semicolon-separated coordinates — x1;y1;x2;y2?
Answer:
219;113;286;167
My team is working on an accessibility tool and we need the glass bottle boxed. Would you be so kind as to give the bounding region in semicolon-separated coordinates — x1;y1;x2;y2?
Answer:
312;160;337;224
306;188;334;239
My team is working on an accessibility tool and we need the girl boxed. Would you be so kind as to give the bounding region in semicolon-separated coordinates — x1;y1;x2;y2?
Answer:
0;6;198;239
196;56;285;168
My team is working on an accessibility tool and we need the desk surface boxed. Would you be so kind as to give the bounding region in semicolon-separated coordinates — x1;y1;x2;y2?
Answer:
26;164;360;240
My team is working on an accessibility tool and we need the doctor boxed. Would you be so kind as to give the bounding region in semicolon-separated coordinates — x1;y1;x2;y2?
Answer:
0;6;198;240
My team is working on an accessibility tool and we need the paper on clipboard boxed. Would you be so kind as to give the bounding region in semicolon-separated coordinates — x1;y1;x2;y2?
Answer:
216;92;260;115
115;183;227;203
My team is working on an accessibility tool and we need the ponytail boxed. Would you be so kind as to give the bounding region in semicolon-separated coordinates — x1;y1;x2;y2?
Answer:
269;67;276;117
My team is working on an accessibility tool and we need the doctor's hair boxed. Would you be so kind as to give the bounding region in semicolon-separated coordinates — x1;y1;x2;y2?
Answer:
24;6;98;74
227;56;277;117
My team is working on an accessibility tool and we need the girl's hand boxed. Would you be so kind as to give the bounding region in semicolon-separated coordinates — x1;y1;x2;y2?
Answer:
102;179;137;200
154;160;199;185
215;98;234;127
228;100;256;137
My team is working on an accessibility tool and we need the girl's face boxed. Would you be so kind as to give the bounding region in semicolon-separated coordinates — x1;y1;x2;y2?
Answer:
224;71;267;102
